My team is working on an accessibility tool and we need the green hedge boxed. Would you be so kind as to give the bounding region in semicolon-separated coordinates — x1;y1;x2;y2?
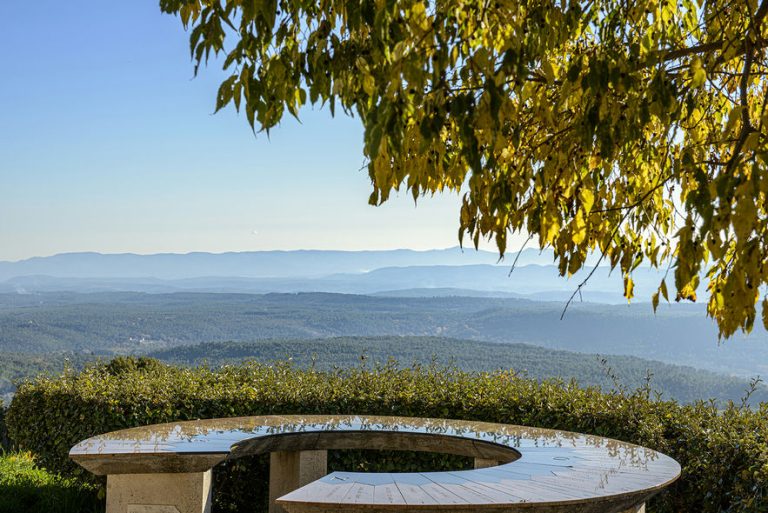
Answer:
0;402;10;451
6;358;768;512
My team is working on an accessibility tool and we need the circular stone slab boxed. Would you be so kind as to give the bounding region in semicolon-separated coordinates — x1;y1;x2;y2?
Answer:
70;415;680;512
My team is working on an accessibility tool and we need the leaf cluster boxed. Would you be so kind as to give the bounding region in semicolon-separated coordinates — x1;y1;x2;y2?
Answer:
162;0;768;337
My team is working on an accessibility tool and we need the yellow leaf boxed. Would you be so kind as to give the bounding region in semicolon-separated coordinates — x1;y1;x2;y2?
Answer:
763;298;768;331
690;57;706;88
540;206;560;243
744;132;760;152
713;290;725;309
362;75;376;96
572;211;587;245
579;188;595;213
624;275;634;302
677;283;698;302
541;60;555;84
725;105;743;136
410;2;430;31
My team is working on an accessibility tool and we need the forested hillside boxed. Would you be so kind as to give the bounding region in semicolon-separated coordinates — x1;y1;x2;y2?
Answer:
148;337;768;405
1;335;764;405
0;292;765;377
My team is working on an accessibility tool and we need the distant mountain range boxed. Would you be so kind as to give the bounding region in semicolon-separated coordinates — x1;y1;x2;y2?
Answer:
0;248;519;280
0;249;658;303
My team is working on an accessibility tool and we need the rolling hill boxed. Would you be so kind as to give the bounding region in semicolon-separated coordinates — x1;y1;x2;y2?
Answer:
1;336;764;405
149;336;768;405
0;291;765;378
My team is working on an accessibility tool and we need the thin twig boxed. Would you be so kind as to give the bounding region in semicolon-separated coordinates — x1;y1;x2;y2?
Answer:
560;246;612;320
561;145;674;319
508;234;534;276
590;175;673;213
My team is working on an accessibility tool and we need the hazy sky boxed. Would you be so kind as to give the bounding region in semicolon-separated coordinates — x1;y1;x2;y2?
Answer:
0;2;529;262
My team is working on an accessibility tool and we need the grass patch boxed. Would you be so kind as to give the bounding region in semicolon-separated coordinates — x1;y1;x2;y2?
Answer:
0;452;101;513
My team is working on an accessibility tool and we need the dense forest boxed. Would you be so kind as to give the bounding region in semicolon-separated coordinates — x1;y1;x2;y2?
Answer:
149;337;768;405
1;291;765;405
0;291;766;378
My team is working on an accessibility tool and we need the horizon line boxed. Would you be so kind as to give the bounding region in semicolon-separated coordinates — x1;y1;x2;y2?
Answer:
0;245;534;264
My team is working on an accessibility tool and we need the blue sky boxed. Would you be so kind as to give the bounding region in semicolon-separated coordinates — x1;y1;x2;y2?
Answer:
0;1;524;261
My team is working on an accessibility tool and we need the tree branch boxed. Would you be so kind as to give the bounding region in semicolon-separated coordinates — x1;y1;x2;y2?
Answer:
508;234;534;276
659;33;767;63
661;41;726;62
724;0;766;173
590;175;672;214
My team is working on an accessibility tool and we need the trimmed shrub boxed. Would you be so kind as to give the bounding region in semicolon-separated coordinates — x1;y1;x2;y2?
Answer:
0;402;9;451
101;355;165;376
6;358;768;512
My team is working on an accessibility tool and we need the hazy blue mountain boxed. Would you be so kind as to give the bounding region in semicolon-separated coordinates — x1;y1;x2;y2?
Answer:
372;288;524;298
0;248;529;281
2;263;665;303
324;264;666;302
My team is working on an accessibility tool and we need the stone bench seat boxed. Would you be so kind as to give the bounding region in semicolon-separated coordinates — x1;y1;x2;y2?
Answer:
70;415;680;513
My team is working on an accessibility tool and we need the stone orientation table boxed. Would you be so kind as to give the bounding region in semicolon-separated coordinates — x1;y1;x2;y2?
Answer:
70;415;680;513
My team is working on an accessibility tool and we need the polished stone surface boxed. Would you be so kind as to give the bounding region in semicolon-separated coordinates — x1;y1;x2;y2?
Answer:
71;415;681;511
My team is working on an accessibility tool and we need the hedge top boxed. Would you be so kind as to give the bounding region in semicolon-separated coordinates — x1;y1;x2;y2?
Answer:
70;414;680;509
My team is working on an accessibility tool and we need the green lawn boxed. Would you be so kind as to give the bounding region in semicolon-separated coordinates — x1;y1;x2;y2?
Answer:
0;452;100;513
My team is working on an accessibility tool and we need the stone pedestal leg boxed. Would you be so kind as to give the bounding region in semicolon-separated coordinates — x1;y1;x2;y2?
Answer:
619;504;645;513
106;471;212;513
473;458;498;469
269;450;328;513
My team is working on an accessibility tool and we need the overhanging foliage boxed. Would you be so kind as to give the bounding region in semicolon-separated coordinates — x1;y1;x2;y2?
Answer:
161;0;768;337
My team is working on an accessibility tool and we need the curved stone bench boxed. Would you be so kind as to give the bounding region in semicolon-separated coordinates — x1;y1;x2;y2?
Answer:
70;415;680;513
